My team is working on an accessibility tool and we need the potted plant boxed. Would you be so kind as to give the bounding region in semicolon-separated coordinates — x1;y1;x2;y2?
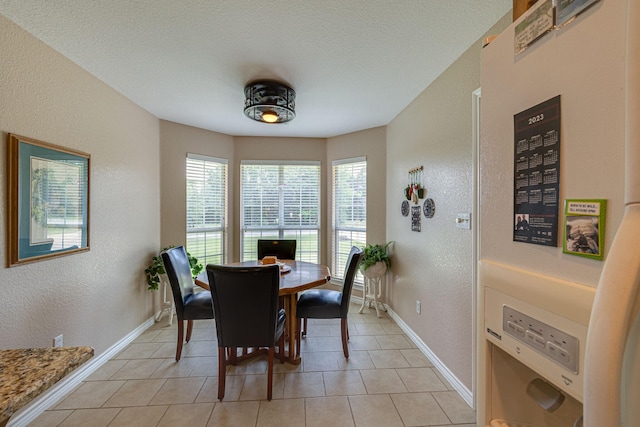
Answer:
145;246;203;290
359;242;392;279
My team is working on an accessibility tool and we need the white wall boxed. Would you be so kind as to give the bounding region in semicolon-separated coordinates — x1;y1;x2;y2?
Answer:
385;14;511;391
0;15;160;354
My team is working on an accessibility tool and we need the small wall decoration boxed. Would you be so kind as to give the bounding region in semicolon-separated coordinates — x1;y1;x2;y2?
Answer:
401;200;409;217
7;134;90;266
423;198;436;218
411;206;421;232
563;199;606;260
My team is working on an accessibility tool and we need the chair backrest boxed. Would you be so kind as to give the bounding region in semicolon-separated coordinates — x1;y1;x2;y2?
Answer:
207;264;281;348
161;246;196;320
339;246;364;317
257;239;297;260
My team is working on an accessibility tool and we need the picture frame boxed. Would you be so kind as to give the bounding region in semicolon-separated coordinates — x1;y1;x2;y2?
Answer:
563;199;606;260
556;0;601;27
7;134;90;266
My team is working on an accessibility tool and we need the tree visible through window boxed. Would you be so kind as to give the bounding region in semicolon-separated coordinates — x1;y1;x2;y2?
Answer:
332;157;366;281
240;161;320;262
186;154;227;266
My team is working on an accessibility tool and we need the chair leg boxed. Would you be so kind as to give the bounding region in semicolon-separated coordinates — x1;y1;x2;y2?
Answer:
279;333;285;363
296;318;302;357
186;319;194;342
340;318;349;359
217;347;226;400
303;318;308;337
267;347;274;401
176;320;185;361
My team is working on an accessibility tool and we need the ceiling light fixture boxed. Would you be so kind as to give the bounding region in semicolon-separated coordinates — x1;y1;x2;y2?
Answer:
244;80;296;124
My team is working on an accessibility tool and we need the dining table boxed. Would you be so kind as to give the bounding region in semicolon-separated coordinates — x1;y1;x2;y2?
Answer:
195;259;331;364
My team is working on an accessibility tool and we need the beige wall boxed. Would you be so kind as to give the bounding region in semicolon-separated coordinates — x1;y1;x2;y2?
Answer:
327;127;387;280
0;16;160;354
159;120;235;254
385;13;511;391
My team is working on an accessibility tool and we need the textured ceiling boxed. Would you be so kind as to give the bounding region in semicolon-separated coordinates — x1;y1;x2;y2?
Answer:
0;1;510;138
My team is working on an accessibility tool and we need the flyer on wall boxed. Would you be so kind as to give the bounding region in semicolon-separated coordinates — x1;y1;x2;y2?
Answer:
513;95;561;246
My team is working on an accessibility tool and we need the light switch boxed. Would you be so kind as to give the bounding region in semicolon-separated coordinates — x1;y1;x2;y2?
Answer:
455;213;471;229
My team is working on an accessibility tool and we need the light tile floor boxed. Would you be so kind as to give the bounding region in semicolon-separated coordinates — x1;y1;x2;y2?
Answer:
30;304;475;426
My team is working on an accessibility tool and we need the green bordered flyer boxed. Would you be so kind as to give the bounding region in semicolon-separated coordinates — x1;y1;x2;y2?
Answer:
563;199;606;260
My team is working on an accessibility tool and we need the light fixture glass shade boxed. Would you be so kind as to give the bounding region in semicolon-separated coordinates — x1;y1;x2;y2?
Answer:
244;81;296;123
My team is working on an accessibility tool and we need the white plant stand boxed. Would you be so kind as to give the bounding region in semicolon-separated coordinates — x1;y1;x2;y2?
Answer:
359;262;387;318
154;276;175;325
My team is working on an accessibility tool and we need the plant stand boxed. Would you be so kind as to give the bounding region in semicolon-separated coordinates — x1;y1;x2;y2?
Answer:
154;276;174;325
359;262;387;318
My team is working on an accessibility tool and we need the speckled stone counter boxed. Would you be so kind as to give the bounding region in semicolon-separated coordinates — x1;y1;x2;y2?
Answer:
0;346;93;426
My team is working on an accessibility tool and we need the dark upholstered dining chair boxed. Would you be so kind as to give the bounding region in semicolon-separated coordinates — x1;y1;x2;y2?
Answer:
207;264;285;401
161;246;214;361
296;246;363;358
257;239;297;260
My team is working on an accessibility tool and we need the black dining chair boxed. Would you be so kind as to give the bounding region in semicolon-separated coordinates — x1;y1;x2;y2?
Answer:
257;239;297;260
207;264;285;401
161;246;214;361
296;246;363;358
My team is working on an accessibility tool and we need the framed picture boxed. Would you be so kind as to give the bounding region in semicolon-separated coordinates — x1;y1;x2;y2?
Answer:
7;134;90;266
556;0;601;27
514;0;554;55
563;199;606;260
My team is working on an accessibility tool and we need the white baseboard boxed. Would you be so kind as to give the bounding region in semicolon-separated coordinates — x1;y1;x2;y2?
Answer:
383;304;474;408
7;316;155;427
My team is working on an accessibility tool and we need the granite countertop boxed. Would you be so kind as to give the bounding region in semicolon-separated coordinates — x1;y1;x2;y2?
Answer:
0;346;94;426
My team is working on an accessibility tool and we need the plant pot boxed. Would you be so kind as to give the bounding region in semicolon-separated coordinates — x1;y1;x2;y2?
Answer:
361;261;387;279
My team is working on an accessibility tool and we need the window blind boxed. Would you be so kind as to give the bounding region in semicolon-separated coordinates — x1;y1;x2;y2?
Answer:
240;161;320;262
186;154;227;266
332;157;366;280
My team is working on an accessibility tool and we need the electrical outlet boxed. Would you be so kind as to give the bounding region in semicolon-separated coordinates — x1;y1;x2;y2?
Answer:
416;300;421;314
53;334;63;347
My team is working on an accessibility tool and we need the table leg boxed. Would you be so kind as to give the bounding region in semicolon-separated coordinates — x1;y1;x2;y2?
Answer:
288;293;301;364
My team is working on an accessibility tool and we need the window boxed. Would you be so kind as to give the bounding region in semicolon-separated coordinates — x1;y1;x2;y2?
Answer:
186;154;227;266
332;157;366;281
240;161;320;262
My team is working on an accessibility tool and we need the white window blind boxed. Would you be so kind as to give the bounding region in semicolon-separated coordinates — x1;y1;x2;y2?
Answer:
240;161;320;262
332;157;366;281
186;154;227;266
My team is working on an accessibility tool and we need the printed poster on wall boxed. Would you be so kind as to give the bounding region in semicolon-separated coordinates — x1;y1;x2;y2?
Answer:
513;95;561;246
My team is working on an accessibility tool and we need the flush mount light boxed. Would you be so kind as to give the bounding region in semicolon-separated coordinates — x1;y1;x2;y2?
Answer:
244;80;296;124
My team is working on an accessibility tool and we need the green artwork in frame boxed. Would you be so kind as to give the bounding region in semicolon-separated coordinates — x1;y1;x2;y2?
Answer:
563;199;606;260
7;134;90;266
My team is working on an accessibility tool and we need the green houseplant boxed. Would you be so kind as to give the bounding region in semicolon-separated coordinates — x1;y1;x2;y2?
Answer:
145;246;203;290
359;242;392;278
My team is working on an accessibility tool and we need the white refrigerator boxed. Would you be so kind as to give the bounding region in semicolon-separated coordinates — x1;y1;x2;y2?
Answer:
478;1;639;425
